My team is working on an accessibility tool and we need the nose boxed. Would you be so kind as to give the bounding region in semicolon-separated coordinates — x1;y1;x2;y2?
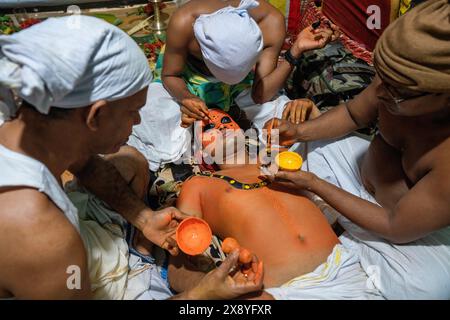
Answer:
133;112;141;125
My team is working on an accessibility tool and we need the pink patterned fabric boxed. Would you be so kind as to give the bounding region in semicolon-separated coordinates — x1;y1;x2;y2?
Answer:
288;0;374;65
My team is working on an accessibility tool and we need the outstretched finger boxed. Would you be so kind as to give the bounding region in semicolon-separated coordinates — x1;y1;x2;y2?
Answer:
295;104;303;124
217;249;240;279
282;103;291;120
171;209;192;222
198;102;210;118
181;106;204;120
163;235;180;256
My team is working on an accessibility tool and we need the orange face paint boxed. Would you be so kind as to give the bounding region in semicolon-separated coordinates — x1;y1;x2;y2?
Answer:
176;217;212;256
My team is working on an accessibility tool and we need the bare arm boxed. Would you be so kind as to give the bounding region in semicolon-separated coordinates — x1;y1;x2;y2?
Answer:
270;163;450;243
0;189;91;299
161;11;197;102
70;153;188;256
266;75;382;144
71;154;150;231
299;75;382;141
251;13;289;104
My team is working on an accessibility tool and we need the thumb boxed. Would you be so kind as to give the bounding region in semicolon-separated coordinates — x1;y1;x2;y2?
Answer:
172;209;192;222
216;249;240;278
274;171;292;181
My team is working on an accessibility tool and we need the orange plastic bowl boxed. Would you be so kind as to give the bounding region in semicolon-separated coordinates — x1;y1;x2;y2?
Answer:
176;217;212;256
275;151;303;172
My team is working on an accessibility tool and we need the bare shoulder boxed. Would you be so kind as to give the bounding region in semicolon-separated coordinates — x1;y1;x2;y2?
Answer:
432;138;450;193
0;187;90;299
179;176;206;195
253;2;286;46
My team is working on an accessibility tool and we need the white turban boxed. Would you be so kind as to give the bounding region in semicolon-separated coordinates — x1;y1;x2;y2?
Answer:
0;15;152;122
193;0;263;85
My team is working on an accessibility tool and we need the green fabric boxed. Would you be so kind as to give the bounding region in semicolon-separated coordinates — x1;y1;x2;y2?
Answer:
153;46;254;112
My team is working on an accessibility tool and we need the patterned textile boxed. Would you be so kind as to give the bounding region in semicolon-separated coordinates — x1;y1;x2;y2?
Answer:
152;45;254;112
290;1;374;65
398;0;427;16
286;41;375;102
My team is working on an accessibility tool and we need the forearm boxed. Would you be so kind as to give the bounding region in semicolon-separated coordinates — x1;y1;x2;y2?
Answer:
162;75;196;102
296;103;360;141
310;177;395;239
252;59;295;104
72;155;150;231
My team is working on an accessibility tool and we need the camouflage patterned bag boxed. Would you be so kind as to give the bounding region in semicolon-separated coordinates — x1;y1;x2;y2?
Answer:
286;41;375;105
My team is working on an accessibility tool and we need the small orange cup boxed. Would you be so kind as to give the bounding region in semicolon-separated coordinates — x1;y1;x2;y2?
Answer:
176;217;212;256
275;151;303;172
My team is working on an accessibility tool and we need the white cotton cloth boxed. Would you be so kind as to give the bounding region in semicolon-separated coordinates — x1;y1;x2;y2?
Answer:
193;0;263;85
66;183;173;300
127;82;289;171
0;15;152;122
265;244;384;300
305;134;450;299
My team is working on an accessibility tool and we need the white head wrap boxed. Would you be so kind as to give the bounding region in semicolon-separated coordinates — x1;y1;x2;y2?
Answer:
0;15;152;123
193;0;263;85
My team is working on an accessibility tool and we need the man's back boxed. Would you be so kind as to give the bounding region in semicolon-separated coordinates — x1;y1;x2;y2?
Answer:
177;165;339;287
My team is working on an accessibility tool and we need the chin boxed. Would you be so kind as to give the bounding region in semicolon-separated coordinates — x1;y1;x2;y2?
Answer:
103;144;122;155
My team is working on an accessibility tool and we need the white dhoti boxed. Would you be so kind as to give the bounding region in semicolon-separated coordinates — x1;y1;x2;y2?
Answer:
127;82;290;171
265;244;384;300
304;134;450;299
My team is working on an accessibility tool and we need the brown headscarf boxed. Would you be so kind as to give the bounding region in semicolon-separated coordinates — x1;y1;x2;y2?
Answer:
374;0;450;93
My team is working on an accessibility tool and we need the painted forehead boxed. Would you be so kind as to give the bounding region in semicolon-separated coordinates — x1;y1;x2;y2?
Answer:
202;109;241;131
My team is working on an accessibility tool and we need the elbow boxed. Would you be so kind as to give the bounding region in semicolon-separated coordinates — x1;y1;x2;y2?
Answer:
380;223;419;245
251;91;271;105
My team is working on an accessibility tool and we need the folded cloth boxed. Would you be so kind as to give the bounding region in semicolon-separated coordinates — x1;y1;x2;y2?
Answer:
373;0;450;92
305;134;450;299
0;15;151;121
66;183;172;300
193;0;263;85
265;244;384;300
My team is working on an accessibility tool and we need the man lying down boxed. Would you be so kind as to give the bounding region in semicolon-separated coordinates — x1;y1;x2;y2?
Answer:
167;111;383;299
0;16;262;300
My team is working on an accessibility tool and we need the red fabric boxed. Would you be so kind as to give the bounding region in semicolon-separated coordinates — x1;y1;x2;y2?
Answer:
288;1;374;65
322;0;391;51
287;0;302;35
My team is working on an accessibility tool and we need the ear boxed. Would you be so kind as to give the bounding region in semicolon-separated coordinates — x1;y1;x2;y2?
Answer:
85;100;108;131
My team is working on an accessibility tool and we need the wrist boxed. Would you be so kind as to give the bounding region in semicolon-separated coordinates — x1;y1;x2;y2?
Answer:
135;207;153;232
283;48;303;67
306;173;320;192
295;123;306;141
289;46;304;59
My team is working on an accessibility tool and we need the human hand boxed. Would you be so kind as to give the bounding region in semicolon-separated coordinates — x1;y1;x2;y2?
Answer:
180;97;209;128
292;21;341;56
141;207;190;256
187;249;264;300
264;170;318;191
264;118;300;146
282;99;321;124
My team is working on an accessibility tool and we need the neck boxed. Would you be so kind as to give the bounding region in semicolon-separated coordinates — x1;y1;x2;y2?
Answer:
0;112;87;181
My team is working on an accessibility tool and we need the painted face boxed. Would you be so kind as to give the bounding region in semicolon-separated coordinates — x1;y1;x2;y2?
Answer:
200;109;241;149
